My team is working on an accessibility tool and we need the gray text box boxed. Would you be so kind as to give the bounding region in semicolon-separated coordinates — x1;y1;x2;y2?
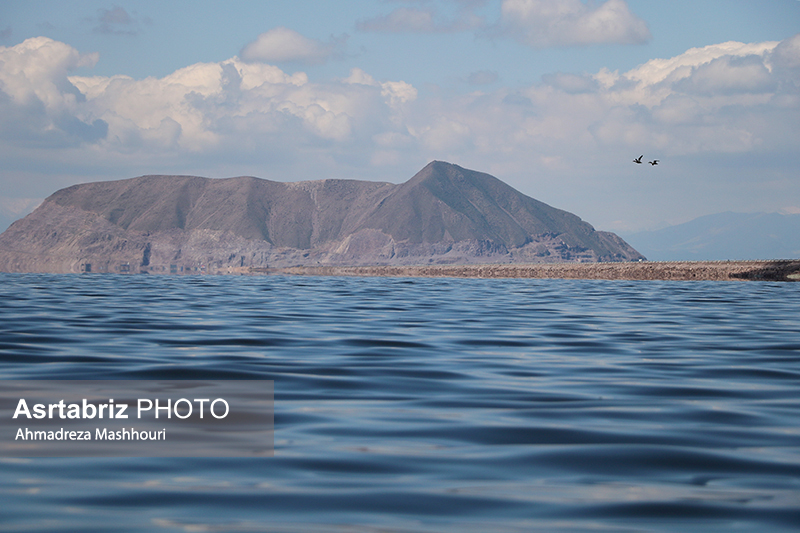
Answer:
0;380;273;457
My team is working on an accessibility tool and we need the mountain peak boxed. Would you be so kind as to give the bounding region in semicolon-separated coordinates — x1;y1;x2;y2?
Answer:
0;162;644;273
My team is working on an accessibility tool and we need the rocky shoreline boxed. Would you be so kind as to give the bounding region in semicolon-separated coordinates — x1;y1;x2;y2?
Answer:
252;260;800;282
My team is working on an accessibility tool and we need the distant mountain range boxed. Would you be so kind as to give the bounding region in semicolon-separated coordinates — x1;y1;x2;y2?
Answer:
621;212;800;261
0;161;643;273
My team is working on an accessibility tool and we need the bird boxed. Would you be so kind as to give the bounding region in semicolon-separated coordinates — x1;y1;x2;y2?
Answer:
633;155;643;164
648;160;659;166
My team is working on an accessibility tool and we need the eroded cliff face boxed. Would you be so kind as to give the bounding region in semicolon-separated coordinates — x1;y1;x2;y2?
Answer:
0;162;644;273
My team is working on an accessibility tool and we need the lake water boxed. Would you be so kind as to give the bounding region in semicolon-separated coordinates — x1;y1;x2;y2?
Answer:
1;273;799;532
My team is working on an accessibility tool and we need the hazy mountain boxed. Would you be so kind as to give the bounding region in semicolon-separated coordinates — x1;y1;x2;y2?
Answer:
0;213;16;235
621;212;800;261
0;198;41;234
0;161;643;273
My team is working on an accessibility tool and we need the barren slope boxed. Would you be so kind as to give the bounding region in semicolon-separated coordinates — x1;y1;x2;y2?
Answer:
0;161;644;273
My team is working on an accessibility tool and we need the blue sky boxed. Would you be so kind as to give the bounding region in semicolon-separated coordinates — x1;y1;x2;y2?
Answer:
1;0;799;233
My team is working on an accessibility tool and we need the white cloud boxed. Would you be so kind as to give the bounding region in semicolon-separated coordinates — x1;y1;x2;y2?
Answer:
3;33;797;162
499;0;650;47
772;33;800;70
240;27;343;64
676;55;776;96
1;33;799;232
0;33;800;159
380;80;418;106
56;48;416;156
411;115;473;151
0;37;106;146
0;36;419;159
342;67;378;86
380;33;800;230
631;41;777;85
585;36;796;153
0;37;97;108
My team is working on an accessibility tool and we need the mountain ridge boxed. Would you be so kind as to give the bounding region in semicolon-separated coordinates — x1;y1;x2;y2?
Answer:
0;161;644;273
621;211;800;261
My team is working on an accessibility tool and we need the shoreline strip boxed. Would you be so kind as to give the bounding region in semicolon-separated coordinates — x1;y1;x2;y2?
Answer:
251;260;800;282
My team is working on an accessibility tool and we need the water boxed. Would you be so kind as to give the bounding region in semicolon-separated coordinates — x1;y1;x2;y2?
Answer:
1;273;799;532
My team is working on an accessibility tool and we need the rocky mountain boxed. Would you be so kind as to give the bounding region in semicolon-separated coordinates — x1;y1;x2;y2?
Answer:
0;198;41;234
621;212;800;261
0;161;643;273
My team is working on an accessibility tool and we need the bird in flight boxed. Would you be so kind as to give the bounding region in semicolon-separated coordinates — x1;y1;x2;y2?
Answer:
649;160;659;166
633;155;643;164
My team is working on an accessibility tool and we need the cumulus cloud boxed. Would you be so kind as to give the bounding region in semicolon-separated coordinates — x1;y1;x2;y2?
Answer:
0;37;107;147
675;55;776;96
383;34;799;229
0;36;421;162
619;40;777;88
770;33;800;95
499;0;650;47
551;38;791;165
3;33;797;162
240;27;345;64
2;33;799;230
594;39;782;112
388;32;800;176
0;40;414;159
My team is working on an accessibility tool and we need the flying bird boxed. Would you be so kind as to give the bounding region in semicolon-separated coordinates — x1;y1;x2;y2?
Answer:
649;160;659;166
633;155;643;164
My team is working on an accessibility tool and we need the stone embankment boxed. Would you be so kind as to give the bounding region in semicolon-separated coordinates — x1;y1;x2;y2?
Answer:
252;260;800;282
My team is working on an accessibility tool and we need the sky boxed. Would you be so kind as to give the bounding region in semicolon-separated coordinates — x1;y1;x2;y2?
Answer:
1;0;799;234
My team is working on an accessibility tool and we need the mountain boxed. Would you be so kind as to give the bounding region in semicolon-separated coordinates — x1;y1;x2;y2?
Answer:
0;161;643;273
621;212;800;261
0;198;41;234
0;213;17;236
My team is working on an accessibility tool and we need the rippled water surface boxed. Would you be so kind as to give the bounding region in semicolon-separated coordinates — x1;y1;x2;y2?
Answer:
1;273;800;532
